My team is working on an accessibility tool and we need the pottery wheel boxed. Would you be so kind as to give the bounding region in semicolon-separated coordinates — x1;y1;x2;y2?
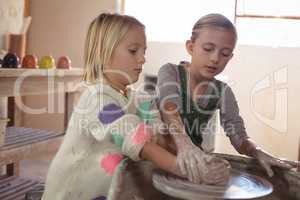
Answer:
152;169;273;199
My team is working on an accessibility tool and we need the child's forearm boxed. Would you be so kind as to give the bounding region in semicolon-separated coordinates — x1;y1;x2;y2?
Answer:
140;142;181;176
235;137;260;157
161;101;194;149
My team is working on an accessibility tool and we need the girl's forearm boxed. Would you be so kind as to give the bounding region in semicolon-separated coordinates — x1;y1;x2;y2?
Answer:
161;101;194;149
236;138;260;158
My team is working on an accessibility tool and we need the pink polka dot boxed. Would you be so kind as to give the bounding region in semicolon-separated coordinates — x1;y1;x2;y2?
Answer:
100;153;123;176
132;123;152;145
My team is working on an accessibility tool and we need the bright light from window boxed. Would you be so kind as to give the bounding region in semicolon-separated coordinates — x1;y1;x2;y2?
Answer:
237;0;300;16
125;0;300;47
237;18;300;47
236;0;300;47
125;0;235;42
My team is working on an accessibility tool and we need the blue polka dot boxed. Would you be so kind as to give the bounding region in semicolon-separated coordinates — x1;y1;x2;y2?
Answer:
93;196;106;200
98;103;125;124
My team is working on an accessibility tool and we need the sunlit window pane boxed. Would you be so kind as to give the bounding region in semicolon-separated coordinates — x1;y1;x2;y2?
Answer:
237;0;300;16
125;0;300;47
125;0;235;42
236;18;300;47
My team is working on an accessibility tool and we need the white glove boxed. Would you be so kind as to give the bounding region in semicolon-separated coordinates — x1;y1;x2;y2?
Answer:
254;148;300;177
175;135;230;184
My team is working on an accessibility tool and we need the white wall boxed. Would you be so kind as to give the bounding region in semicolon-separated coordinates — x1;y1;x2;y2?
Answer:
143;41;300;160
216;45;300;161
27;0;118;68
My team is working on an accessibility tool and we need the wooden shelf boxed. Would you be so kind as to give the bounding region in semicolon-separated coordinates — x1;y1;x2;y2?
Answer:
0;176;41;200
0;68;83;77
0;68;83;97
0;68;81;197
0;127;64;166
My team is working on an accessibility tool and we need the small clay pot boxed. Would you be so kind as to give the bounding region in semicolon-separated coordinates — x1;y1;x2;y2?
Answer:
21;54;38;68
1;53;19;68
39;55;55;69
57;56;71;69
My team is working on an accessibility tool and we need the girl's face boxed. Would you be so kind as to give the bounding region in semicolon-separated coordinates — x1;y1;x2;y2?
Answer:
186;27;236;81
105;25;146;86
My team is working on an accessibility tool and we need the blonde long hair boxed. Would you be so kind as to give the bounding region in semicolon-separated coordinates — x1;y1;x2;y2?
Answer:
83;13;144;83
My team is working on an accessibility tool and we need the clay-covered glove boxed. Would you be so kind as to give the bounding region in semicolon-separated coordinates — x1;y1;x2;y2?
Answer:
175;135;231;184
202;156;231;185
253;148;300;177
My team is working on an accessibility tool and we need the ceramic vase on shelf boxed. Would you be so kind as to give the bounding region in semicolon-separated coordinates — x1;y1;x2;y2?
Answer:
22;54;38;69
39;55;55;69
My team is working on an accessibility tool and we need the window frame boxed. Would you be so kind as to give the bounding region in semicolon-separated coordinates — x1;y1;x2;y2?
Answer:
234;0;300;23
121;0;300;46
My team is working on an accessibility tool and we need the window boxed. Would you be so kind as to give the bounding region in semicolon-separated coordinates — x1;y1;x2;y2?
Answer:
235;0;300;47
236;0;300;16
124;0;235;42
124;0;300;47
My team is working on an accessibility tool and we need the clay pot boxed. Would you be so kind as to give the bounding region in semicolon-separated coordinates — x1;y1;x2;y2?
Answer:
1;53;19;68
39;55;55;69
57;56;71;69
21;54;38;68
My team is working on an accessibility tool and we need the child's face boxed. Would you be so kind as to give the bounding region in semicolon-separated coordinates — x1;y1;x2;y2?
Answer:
186;27;235;80
107;26;146;85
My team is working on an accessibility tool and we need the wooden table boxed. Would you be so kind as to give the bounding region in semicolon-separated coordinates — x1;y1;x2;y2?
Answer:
0;68;82;200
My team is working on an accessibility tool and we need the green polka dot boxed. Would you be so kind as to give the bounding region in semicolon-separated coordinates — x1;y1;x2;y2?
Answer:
112;132;124;148
118;158;128;170
137;100;154;123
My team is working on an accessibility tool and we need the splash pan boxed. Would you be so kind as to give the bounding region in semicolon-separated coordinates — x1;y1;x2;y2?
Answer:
153;169;273;199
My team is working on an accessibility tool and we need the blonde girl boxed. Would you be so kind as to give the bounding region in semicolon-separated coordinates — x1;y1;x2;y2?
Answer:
42;13;189;200
157;13;299;185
